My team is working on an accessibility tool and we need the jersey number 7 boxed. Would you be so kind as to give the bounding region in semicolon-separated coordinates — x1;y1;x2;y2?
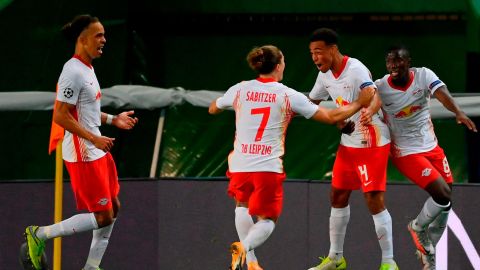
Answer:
251;107;271;142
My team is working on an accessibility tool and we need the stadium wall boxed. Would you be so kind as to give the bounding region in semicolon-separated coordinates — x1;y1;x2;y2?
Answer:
1;179;479;269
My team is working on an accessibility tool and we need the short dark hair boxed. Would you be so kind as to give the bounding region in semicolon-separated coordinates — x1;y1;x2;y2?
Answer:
61;14;99;43
309;28;339;45
386;44;411;59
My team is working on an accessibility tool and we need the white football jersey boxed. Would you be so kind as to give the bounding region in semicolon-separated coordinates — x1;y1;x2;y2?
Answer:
375;67;445;157
56;56;106;162
217;78;319;173
309;56;390;148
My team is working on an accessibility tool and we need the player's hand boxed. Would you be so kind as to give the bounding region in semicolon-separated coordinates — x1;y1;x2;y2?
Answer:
92;135;115;152
359;108;374;125
337;120;355;135
357;88;375;107
113;110;139;130
456;111;477;132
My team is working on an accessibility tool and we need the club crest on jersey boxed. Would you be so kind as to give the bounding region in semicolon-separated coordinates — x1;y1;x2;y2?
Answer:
412;88;423;96
63;88;74;98
422;168;432;177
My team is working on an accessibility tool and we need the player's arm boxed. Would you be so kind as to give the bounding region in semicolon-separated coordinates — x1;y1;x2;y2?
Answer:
311;87;375;124
434;86;477;132
101;111;138;130
54;101;115;152
208;98;224;115
359;85;381;125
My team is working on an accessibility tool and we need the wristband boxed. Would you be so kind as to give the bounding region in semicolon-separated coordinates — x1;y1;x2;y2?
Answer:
106;114;114;125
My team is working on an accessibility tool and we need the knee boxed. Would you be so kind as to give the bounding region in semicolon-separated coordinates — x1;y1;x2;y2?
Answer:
330;190;350;208
94;211;114;228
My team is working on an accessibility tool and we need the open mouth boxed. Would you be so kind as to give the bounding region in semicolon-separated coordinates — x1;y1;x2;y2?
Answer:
97;45;104;54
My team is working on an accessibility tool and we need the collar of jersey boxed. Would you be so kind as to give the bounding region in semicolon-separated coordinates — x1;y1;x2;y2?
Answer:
387;70;415;91
256;77;277;83
332;55;349;79
72;54;93;69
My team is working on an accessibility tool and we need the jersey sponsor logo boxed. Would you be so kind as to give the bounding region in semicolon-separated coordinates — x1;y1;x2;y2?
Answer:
429;80;442;90
422;168;432;177
97;198;109;206
335;96;350;107
393;105;422;118
63;88;74;98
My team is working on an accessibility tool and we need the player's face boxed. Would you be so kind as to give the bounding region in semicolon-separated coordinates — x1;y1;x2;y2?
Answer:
80;22;106;60
386;50;410;80
309;41;335;73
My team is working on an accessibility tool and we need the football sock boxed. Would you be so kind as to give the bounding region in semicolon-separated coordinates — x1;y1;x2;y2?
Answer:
242;219;275;252
413;197;450;231
235;207;257;263
429;210;450;246
372;209;395;264
84;218;116;270
37;213;98;240
328;206;350;261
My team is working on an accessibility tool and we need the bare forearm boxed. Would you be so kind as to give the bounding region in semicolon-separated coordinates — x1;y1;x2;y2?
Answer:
329;101;362;123
435;87;462;114
208;99;224;115
54;112;95;142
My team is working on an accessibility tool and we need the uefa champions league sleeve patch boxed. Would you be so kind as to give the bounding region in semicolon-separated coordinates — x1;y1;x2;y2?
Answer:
63;88;74;98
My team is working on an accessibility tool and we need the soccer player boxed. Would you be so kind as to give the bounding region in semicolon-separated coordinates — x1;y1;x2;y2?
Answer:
375;45;477;269
209;44;375;270
306;28;398;270
23;15;138;270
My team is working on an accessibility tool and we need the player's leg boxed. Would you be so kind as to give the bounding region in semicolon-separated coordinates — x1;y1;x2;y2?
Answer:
24;156;115;270
360;144;397;270
425;148;454;247
392;147;452;256
428;183;452;246
83;153;121;270
25;213;99;270
83;197;119;270
364;192;397;270
235;201;261;269
235;172;285;270
227;171;256;270
308;145;355;270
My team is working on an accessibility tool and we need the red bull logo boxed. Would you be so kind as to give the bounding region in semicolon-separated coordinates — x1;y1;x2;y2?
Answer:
335;96;350;107
394;105;422;118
